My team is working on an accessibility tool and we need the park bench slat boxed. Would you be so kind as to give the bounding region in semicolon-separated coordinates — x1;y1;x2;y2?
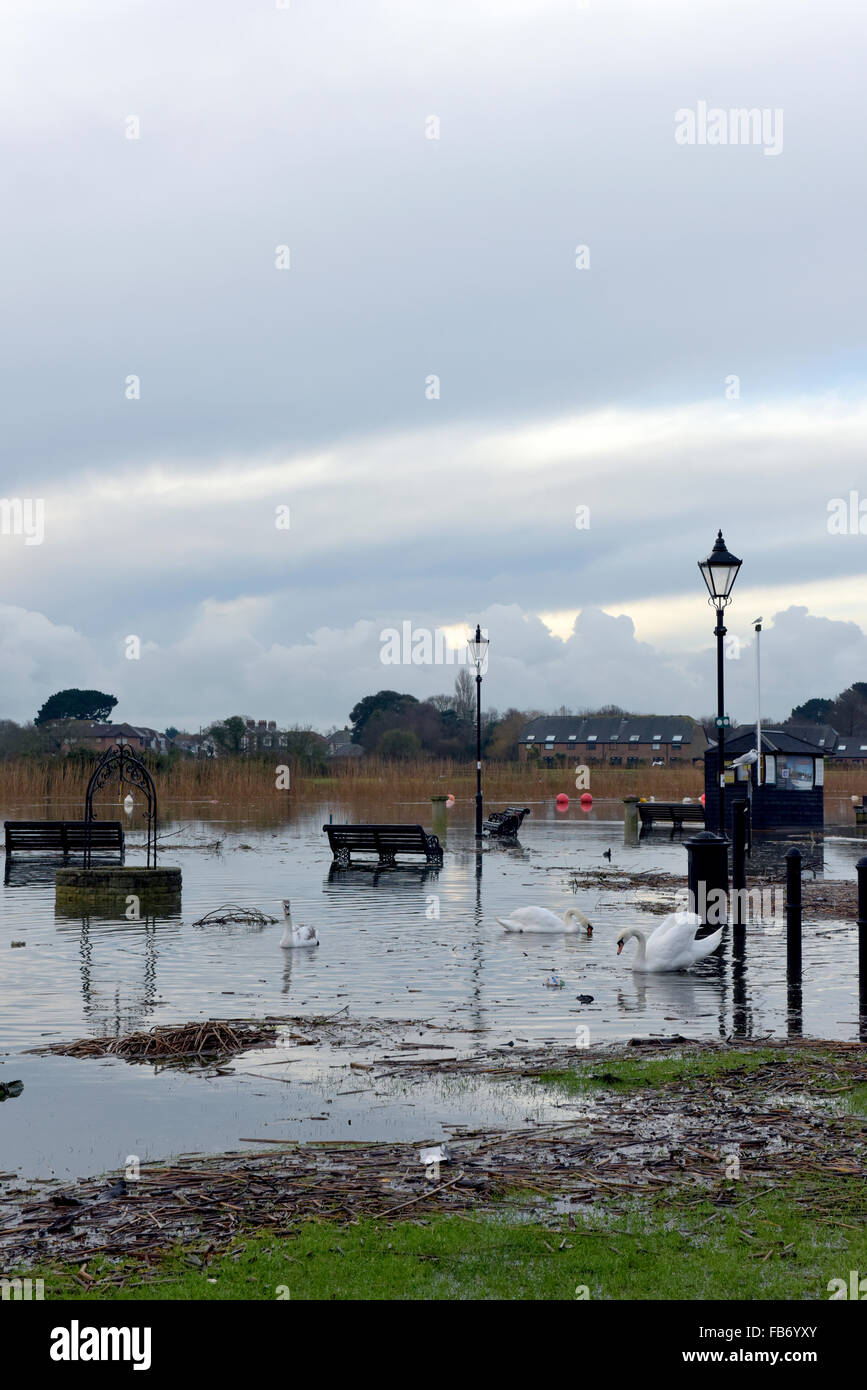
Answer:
637;802;705;835
323;823;442;866
4;820;125;857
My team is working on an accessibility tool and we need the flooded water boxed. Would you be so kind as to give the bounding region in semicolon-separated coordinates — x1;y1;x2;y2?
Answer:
1;794;864;1181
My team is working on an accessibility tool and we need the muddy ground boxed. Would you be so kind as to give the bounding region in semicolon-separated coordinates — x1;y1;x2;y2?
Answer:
1;1033;864;1282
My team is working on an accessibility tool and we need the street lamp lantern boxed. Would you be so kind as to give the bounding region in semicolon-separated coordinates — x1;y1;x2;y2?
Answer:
698;531;741;839
698;530;742;605
467;624;489;838
468;627;489;671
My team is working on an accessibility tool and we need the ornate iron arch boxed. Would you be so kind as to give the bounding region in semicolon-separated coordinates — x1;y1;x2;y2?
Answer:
84;742;158;867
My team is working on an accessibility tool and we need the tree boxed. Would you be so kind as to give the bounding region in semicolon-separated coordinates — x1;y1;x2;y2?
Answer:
164;726;179;740
0;719;43;758
377;729;422;760
788;698;834;725
349;691;418;743
452;669;475;723
35;689;118;725
282;727;328;774
485;710;528;761
830;686;867;736
208;715;247;753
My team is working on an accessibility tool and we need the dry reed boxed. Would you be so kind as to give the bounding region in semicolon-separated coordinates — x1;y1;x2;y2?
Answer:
0;754;864;809
35;1019;277;1062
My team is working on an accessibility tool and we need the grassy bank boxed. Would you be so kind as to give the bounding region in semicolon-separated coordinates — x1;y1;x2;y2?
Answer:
9;1043;865;1301
534;1049;867;1113
27;1174;866;1302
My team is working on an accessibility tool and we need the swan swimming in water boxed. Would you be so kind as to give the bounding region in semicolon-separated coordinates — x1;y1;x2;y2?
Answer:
616;911;722;973
496;906;592;936
280;900;319;948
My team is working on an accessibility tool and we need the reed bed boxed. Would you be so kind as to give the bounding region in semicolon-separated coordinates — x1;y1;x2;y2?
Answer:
0;753;864;809
34;1019;277;1063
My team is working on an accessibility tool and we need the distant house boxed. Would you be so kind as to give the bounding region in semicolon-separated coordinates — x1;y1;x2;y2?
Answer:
781;724;867;766
171;732;218;758
61;722;169;754
517;715;708;766
828;733;867;764
705;728;825;831
240;719;287;753
326;728;364;759
783;723;839;752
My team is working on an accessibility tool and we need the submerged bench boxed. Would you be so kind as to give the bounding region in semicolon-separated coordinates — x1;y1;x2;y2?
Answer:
637;802;705;834
483;806;531;837
323;823;443;867
4;821;125;858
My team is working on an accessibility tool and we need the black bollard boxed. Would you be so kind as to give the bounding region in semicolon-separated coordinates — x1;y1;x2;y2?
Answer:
731;800;748;927
856;858;867;1035
685;831;729;927
785;847;802;978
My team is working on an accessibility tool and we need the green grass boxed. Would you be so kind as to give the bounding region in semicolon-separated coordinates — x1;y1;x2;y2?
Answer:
533;1048;782;1095
27;1176;866;1301
840;1083;867;1116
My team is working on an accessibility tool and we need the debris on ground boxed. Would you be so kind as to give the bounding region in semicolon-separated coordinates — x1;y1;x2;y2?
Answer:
192;904;278;926
31;1020;278;1063
568;868;860;921
2;1038;863;1272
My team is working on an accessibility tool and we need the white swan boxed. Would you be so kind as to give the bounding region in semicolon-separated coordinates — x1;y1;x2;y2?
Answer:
616;911;722;973
279;899;319;948
496;906;592;936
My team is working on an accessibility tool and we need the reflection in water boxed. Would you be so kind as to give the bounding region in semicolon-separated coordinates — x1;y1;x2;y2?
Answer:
2;797;866;1182
731;924;751;1041
74;917;162;1037
327;863;441;888
0;800;863;1056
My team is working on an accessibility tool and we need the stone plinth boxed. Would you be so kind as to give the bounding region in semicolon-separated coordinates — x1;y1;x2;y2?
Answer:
55;866;182;915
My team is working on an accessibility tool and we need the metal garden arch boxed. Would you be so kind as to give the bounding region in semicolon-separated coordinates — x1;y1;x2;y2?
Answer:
84;742;158;867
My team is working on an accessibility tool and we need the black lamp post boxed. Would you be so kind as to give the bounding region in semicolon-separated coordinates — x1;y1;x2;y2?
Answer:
467;624;489;838
698;530;742;835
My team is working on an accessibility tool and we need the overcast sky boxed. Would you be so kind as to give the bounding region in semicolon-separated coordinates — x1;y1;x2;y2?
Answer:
1;0;865;732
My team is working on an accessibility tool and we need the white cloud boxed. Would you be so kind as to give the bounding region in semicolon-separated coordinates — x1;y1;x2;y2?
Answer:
2;598;863;733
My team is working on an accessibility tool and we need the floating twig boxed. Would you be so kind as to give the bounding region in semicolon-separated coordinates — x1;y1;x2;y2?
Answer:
193;903;278;926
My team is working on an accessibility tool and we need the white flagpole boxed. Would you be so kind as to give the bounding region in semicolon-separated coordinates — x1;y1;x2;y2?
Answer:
754;618;763;793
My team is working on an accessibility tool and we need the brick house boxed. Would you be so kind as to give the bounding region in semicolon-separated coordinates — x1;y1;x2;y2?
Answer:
60;722;168;754
517;714;709;766
784;722;867;766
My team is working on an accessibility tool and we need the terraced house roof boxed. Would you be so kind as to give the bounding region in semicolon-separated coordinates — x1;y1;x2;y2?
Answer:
518;716;707;747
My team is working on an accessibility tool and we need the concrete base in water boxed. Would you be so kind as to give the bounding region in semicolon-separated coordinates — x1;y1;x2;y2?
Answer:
55;866;182;916
430;795;448;842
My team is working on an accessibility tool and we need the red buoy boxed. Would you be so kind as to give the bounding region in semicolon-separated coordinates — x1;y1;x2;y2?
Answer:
700;792;706;806
555;793;569;810
580;792;593;808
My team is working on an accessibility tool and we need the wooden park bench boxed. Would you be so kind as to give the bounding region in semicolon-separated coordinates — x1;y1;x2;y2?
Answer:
323;823;443;867
637;802;705;835
483;806;531;837
4;820;125;858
